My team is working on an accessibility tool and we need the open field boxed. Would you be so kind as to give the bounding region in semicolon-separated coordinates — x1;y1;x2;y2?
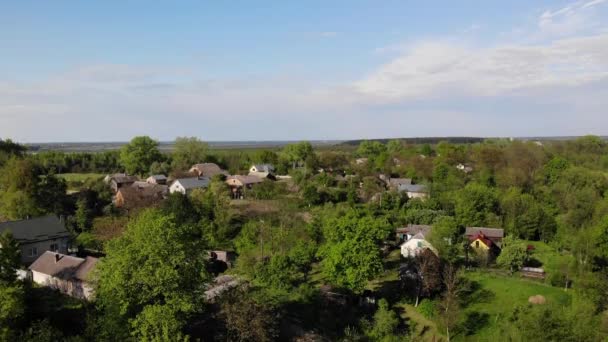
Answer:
57;173;105;182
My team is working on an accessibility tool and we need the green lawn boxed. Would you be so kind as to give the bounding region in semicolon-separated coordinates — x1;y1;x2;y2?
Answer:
57;173;105;182
57;173;105;191
454;270;572;341
526;240;574;277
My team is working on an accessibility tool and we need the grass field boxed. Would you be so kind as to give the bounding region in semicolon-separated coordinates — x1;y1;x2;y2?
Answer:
57;173;105;182
454;270;572;341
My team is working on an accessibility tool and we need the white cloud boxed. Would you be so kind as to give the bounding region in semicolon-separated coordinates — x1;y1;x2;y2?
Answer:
538;0;608;36
355;34;608;101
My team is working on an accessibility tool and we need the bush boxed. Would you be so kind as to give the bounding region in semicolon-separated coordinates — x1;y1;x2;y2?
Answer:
416;299;437;320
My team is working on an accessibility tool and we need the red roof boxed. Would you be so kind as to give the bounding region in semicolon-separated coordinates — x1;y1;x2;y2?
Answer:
469;232;493;248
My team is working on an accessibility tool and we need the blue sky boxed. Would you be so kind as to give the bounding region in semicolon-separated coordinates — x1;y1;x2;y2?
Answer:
1;0;607;142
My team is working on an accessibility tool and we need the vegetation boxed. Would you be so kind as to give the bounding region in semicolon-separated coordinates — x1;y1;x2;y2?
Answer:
0;136;607;340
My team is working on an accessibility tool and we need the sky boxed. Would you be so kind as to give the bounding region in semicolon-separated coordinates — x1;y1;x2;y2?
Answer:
1;0;607;142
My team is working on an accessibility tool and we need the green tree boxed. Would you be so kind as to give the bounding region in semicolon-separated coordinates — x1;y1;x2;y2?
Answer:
95;209;208;339
365;299;402;341
0;158;66;219
0;284;25;340
171;137;209;171
282;141;314;169
130;304;189;342
496;235;528;274
320;209;391;293
427;216;461;263
0;231;20;284
454;183;498;227
119;136;162;176
357;140;387;158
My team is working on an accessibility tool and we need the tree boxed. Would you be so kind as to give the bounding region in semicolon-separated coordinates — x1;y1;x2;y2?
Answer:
320;209;391;293
365;299;402;341
427;216;461;263
496;235;528;274
119;136;162;176
0;158;67;220
130;304;189;342
356;140;386;158
0;284;25;339
439;264;461;342
171;137;209;171
282;141;314;169
220;287;279;342
0;231;20;284
95;209;208;339
454;183;498;227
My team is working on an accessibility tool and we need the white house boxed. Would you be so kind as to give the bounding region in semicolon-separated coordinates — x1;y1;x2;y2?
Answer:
169;177;210;195
29;251;98;300
398;184;429;199
400;233;437;258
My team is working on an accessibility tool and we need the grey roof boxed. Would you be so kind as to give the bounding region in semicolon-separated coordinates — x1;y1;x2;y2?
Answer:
0;216;70;244
175;177;210;190
148;174;167;181
190;163;227;177
29;251;98;282
389;178;412;187
252;164;275;172
111;175;139;184
395;224;432;237
398;184;428;193
465;227;504;239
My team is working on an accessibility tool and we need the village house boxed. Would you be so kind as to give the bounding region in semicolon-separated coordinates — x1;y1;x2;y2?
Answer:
146;174;167;185
395;224;432;242
355;158;368;165
189;163;228;178
456;163;474;173
0;215;70;264
465;227;504;249
169;177;210;195
398;183;429;199
108;174;139;192
466;227;504;260
249;163;275;179
388;177;413;190
225;175;263;199
29;251;98;300
114;183;168;209
400;231;437;258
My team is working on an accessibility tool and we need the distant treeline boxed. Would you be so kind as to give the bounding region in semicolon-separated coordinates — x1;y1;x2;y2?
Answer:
341;137;487;146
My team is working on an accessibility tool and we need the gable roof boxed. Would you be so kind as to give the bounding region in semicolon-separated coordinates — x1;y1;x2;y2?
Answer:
29;251;98;282
251;164;275;172
469;233;494;248
110;175;139;184
0;216;70;244
147;174;167;181
226;175;264;186
190;163;226;177
395;224;432;237
399;184;428;193
465;227;504;239
174;177;210;190
389;178;412;187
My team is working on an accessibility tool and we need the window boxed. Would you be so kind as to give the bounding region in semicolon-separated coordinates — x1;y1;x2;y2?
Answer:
50;243;59;252
28;247;38;257
475;241;480;248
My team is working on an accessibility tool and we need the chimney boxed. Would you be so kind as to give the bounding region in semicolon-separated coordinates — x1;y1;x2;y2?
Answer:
55;253;60;263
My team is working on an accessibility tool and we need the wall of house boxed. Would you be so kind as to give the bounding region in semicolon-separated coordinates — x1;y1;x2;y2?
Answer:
169;183;186;195
20;238;69;264
470;239;490;251
407;192;428;199
32;271;93;300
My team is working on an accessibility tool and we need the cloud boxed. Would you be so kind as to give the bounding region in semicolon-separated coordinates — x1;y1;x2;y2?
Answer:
1;1;608;142
538;0;608;36
354;34;608;101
